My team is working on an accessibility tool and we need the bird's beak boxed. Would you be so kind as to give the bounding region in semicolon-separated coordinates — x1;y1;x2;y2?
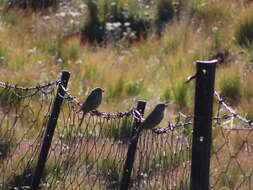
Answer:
102;89;105;92
164;103;169;107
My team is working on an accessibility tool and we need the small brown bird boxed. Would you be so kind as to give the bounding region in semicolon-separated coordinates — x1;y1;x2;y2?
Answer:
141;103;168;130
131;103;168;142
77;87;104;114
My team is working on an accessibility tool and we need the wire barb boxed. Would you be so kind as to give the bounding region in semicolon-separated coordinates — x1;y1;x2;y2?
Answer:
0;79;60;91
0;79;60;99
152;122;193;134
214;91;253;127
60;84;141;119
59;84;82;106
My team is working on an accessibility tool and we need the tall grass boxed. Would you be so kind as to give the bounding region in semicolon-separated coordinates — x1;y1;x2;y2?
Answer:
235;12;253;48
3;0;58;11
81;0;151;44
1;1;253;189
155;0;174;35
220;70;242;105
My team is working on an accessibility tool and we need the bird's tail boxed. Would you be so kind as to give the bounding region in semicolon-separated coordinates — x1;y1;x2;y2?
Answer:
76;109;89;115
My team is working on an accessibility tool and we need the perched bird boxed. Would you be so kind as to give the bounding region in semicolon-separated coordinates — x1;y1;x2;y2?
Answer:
131;103;168;142
141;103;168;130
77;87;104;114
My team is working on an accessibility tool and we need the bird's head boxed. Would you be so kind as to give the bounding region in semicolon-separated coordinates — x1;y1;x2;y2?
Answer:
94;87;104;93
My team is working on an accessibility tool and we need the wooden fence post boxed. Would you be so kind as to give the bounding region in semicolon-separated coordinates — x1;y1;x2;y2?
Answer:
30;71;70;190
120;100;146;190
190;60;217;190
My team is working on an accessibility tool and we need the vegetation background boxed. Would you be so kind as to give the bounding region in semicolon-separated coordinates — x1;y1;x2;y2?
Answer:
1;0;253;117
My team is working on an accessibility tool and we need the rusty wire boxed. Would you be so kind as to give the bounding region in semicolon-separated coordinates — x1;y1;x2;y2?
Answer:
39;97;193;190
0;84;56;190
209;93;253;190
0;80;60;91
36;97;136;189
59;83;144;120
2;77;253;190
0;79;60;99
152;122;193;134
0;78;193;190
214;91;253;127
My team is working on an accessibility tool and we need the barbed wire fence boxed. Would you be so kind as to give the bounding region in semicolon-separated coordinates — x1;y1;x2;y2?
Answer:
209;91;253;190
0;78;59;190
0;61;253;190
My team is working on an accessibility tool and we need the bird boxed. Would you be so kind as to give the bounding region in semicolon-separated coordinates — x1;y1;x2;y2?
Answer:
141;103;168;130
131;103;168;142
76;87;104;114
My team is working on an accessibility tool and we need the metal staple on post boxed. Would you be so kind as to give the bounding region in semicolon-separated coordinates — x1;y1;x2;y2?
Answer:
120;100;146;190
30;71;70;190
190;60;217;190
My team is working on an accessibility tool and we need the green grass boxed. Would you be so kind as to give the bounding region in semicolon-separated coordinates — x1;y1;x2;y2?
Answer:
3;0;58;11
220;71;241;105
0;132;15;161
100;116;133;142
235;12;253;48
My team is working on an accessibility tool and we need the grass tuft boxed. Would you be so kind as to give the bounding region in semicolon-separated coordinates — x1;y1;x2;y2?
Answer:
4;0;58;11
155;0;174;36
235;12;253;48
220;71;241;105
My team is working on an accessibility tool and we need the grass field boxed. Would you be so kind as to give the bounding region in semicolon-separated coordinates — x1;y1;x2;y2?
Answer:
0;0;253;115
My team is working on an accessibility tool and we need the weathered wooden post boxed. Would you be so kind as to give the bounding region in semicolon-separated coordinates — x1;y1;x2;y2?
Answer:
30;71;70;190
120;100;146;190
190;60;217;190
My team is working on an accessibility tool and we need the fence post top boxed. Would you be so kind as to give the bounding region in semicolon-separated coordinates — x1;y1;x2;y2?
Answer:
137;100;147;104
61;71;71;75
196;59;218;65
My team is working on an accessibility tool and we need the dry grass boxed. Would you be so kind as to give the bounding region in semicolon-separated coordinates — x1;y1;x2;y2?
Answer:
1;0;253;189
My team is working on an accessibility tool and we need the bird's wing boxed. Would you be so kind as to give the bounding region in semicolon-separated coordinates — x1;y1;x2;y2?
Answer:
83;92;95;110
142;110;164;129
86;90;101;110
95;92;102;108
81;103;89;115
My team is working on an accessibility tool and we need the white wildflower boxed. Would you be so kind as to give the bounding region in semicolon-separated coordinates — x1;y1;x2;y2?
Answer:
111;2;117;6
114;22;122;28
124;22;131;27
55;12;66;18
35;60;42;65
70;19;75;24
42;16;50;20
212;26;218;32
68;11;81;18
75;60;82;65
57;58;63;64
106;22;114;31
0;56;5;61
80;3;87;9
27;47;37;55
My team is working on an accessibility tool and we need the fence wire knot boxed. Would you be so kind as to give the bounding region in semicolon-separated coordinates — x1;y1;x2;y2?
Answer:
152;122;193;134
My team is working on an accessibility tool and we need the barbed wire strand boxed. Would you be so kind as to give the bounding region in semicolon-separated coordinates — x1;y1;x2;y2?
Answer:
210;98;253;190
59;83;144;120
214;91;253;127
0;79;60;99
0;88;55;190
2;78;253;190
0;80;60;91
